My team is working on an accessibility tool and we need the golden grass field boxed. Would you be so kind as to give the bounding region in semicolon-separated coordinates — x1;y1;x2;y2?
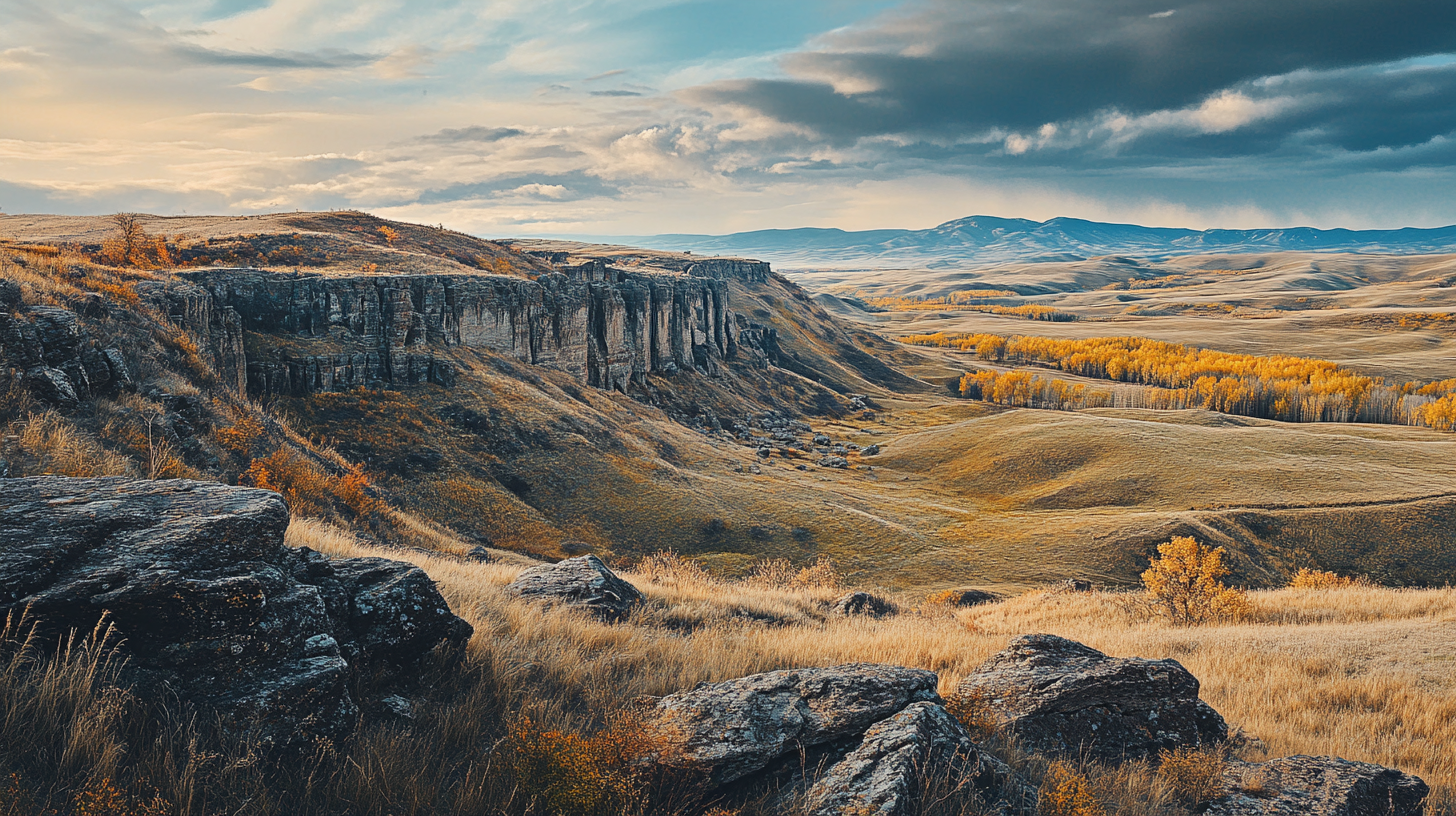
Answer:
286;517;1456;815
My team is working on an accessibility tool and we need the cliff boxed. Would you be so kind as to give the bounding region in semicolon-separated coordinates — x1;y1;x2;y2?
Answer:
142;262;776;398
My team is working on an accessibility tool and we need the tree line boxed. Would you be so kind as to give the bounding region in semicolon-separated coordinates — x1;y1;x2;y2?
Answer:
907;331;1456;429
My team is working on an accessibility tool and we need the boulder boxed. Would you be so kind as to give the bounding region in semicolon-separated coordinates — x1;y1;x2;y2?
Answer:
644;663;940;785
0;279;20;308
0;476;473;748
504;554;643;622
802;701;979;816
819;456;849;469
938;589;999;608
1207;756;1429;816
861;444;881;456
956;634;1226;762
833;591;898;617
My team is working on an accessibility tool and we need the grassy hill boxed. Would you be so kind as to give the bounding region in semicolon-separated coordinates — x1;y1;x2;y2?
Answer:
5;213;1456;590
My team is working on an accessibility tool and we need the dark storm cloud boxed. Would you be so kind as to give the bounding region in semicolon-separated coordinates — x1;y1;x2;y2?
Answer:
685;0;1456;141
418;126;527;144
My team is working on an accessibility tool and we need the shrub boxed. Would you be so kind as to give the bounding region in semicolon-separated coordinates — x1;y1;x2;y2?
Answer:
500;714;657;816
742;556;842;590
1289;568;1366;589
1156;746;1227;806
1039;761;1107;816
1141;536;1251;625
636;550;717;586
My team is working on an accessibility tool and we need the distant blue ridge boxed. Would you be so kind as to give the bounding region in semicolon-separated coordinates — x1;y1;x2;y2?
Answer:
541;216;1456;267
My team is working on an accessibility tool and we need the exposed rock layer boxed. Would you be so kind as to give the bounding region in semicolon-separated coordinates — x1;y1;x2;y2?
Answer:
150;263;776;397
643;663;941;785
1207;755;1429;816
956;634;1227;762
0;476;472;748
802;701;978;816
0;301;134;409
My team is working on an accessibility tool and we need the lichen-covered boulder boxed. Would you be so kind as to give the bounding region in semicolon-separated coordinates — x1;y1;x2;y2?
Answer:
803;701;979;816
1206;756;1429;816
643;663;941;785
504;554;643;621
956;634;1226;762
833;591;898;617
0;476;472;748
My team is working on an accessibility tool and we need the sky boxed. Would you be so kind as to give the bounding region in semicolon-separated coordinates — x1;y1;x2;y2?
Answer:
1;0;1455;236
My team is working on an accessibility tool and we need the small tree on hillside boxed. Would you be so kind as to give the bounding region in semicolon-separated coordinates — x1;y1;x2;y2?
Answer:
1141;536;1250;625
99;212;170;268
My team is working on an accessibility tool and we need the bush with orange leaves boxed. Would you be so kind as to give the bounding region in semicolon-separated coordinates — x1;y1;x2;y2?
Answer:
500;713;665;816
243;448;385;521
1141;536;1251;626
1039;761;1107;816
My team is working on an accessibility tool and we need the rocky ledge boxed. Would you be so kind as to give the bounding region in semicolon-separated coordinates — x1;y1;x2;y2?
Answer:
0;476;473;748
957;633;1227;763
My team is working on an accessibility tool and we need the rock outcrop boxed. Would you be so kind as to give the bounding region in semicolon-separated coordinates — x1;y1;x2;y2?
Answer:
155;264;777;397
802;701;979;816
956;634;1227;762
0;476;472;748
833;591;898;617
1207;756;1429;816
504;554;644;621
0;299;135;409
642;663;941;786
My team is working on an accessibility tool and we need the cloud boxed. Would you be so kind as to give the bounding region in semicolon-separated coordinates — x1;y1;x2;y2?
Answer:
686;0;1456;140
418;126;526;144
589;89;643;97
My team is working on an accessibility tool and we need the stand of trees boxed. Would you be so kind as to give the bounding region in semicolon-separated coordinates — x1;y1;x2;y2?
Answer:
909;331;1455;429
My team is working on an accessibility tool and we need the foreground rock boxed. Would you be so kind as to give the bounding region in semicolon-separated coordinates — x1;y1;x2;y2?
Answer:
504;554;643;621
956;634;1226;762
833;591;898;617
0;476;472;748
802;701;979;816
1207;756;1429;816
643;663;940;785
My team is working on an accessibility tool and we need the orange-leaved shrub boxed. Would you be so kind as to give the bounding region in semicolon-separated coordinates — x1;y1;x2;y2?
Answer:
501;713;662;816
1141;536;1251;625
1039;761;1107;816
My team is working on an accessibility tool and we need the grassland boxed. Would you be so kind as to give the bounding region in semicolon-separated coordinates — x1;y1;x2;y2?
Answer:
8;514;1449;815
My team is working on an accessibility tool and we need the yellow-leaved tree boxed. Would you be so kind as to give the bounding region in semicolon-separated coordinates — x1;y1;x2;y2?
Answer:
1141;536;1250;625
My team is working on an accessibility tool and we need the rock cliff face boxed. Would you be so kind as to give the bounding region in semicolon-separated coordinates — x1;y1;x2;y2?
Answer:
0;476;473;748
157;262;774;397
0;281;136;409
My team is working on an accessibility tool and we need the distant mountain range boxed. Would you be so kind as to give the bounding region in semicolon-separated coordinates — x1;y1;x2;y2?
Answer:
605;216;1456;268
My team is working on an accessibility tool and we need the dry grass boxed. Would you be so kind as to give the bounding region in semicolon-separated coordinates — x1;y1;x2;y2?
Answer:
286;520;1456;814
4;411;135;478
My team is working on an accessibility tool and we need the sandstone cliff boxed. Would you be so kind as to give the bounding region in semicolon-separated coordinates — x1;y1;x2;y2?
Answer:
144;262;776;397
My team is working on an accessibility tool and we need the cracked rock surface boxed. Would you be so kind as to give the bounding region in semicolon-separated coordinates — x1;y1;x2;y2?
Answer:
1206;755;1429;816
956;634;1227;762
0;476;472;748
643;663;941;786
802;701;979;816
504;554;643;621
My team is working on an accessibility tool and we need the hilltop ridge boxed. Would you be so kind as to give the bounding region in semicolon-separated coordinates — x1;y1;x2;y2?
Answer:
605;216;1456;268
